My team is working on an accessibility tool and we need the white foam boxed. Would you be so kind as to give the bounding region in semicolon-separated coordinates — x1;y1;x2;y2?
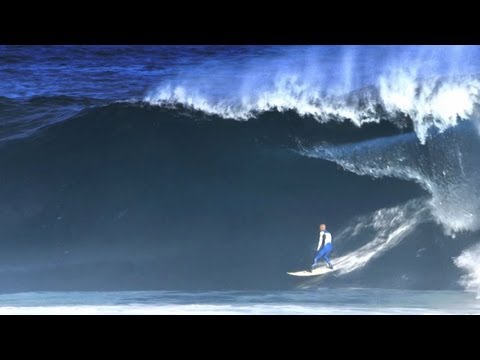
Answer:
454;242;480;298
298;199;429;289
145;72;480;144
0;304;470;315
334;208;425;275
379;71;480;143
300;130;480;234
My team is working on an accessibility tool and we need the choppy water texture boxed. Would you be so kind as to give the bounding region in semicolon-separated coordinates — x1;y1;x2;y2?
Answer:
0;289;478;314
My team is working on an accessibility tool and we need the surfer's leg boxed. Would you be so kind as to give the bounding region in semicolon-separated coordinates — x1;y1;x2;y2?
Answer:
323;254;332;269
312;250;323;268
323;244;333;269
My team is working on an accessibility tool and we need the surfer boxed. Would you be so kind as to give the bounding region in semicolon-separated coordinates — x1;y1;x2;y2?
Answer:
311;224;333;271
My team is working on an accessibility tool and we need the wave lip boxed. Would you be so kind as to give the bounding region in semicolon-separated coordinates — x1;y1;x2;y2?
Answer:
145;73;480;145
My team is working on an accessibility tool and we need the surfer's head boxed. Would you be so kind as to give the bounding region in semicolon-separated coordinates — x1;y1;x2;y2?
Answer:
320;224;326;231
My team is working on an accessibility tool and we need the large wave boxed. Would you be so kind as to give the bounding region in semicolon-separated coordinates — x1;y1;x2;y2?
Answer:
2;45;480;293
0;104;431;291
0;101;478;292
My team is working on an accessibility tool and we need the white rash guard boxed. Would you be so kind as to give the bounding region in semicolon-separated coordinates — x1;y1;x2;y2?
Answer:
317;231;332;251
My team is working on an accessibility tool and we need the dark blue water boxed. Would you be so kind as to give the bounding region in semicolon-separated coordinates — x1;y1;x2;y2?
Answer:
0;46;281;99
3;46;480;100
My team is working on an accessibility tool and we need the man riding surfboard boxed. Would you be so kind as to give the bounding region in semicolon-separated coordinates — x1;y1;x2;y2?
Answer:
311;224;333;271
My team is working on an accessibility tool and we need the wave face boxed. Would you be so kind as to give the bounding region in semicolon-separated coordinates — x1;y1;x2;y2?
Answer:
0;46;480;293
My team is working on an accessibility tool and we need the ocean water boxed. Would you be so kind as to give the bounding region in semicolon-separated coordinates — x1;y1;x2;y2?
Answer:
1;46;480;312
0;289;478;314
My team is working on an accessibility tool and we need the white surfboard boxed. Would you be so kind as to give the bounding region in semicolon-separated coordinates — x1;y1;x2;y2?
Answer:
287;265;336;277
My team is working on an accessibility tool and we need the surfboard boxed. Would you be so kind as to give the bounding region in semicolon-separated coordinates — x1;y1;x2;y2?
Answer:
287;265;336;277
